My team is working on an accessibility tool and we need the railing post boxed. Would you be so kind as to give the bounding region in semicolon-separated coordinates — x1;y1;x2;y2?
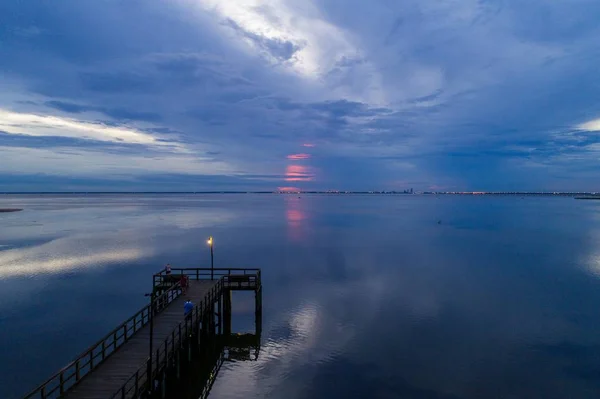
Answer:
90;350;94;369
59;372;64;395
156;348;160;374
255;283;263;337
223;289;232;336
164;338;168;364
217;290;222;335
76;361;80;379
102;341;106;359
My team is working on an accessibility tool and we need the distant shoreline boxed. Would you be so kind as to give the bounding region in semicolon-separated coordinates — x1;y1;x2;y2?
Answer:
0;192;598;197
0;208;23;212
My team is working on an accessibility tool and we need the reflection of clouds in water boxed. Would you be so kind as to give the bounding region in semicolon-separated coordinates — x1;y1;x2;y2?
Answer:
213;303;345;399
583;231;600;278
0;207;234;242
211;275;388;398
586;254;600;278
0;197;237;279
0;234;147;278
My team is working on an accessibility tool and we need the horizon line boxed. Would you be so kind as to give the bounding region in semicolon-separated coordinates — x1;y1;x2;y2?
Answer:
0;191;599;195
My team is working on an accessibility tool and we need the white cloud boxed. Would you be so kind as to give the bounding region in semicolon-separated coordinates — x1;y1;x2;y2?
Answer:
0;109;182;149
191;0;356;78
183;0;386;105
577;118;600;132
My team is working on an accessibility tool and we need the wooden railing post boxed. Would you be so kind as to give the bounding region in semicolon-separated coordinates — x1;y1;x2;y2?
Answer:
223;288;232;336
59;372;64;395
164;338;168;364
156;348;160;373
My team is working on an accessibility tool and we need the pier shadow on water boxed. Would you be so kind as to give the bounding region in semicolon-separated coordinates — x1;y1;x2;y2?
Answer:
176;333;261;399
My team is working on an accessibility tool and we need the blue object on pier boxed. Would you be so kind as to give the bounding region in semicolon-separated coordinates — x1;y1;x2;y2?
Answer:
184;300;193;315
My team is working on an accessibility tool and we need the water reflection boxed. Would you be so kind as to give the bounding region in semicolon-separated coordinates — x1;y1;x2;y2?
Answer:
179;334;262;399
285;196;308;242
0;196;238;279
0;243;143;278
3;196;600;399
224;333;261;362
209;272;388;398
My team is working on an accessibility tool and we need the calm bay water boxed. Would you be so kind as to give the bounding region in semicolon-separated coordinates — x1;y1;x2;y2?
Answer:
1;194;600;398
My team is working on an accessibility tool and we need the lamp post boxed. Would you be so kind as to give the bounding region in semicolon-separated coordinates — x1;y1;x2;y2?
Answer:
144;291;155;393
207;236;214;280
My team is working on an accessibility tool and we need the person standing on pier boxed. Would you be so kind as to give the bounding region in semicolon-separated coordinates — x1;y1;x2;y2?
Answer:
165;264;171;275
184;300;193;316
180;274;188;295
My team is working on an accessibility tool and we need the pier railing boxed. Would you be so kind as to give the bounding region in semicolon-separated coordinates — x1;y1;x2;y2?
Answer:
23;268;261;399
110;280;224;399
23;283;183;399
153;267;261;289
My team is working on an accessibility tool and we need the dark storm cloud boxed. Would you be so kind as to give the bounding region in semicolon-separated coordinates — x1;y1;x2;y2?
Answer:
223;19;303;62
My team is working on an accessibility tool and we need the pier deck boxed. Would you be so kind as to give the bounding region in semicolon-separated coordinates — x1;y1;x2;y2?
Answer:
24;268;262;399
64;280;217;398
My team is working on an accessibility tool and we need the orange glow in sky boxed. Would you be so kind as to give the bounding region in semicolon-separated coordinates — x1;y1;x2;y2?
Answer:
285;165;314;181
287;153;311;160
278;186;300;192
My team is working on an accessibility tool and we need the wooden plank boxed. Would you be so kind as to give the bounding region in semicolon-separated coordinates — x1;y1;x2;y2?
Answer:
63;280;218;399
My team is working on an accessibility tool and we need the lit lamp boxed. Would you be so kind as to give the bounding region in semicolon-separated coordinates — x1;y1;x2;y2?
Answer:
207;236;214;279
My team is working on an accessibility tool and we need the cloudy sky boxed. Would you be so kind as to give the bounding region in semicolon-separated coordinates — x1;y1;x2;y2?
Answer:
1;0;599;192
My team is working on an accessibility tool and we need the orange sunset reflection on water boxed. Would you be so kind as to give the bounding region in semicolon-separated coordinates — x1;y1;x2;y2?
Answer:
285;196;307;241
282;145;314;241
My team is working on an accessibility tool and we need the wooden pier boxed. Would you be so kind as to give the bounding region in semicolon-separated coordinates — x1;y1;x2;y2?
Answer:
23;268;262;399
